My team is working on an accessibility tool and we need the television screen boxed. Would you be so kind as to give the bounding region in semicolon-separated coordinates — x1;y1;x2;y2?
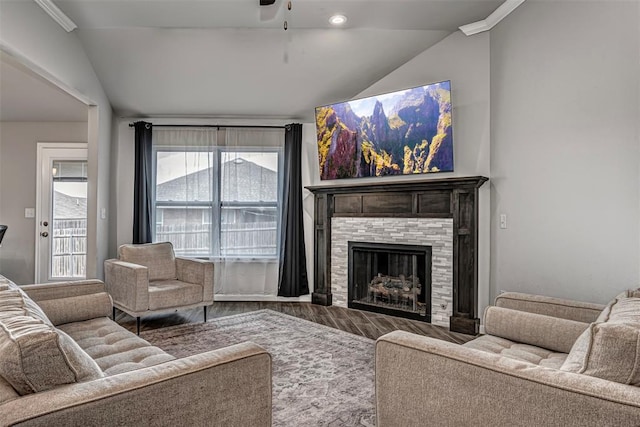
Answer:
315;80;453;180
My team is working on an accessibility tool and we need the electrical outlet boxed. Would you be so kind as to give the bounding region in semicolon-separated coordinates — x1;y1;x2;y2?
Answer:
25;208;35;218
499;214;507;229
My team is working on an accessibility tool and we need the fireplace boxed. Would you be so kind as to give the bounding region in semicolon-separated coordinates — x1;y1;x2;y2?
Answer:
306;176;488;334
348;242;431;321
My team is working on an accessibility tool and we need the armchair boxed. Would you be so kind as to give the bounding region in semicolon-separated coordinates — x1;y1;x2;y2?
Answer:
104;242;214;334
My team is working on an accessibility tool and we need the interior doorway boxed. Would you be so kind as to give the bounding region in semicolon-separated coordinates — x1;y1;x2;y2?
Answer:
35;143;88;282
1;50;92;284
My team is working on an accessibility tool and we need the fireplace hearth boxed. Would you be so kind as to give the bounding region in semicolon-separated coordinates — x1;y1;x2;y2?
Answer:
348;242;431;321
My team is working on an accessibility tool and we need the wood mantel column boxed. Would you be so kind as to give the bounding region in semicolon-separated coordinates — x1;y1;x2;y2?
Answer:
306;176;488;334
450;188;481;334
311;193;333;306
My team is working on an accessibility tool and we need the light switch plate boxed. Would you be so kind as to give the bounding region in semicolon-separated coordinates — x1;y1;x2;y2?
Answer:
25;208;35;218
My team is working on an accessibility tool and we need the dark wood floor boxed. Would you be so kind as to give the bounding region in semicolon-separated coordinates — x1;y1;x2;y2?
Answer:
115;302;474;344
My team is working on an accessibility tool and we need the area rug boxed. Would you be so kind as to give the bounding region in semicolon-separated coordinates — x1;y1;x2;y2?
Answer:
142;310;376;426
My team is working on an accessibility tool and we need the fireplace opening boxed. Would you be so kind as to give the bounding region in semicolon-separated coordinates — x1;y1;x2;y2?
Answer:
348;241;432;321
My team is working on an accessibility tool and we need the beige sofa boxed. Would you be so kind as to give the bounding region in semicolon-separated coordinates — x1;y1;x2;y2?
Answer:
0;276;271;427
376;291;640;426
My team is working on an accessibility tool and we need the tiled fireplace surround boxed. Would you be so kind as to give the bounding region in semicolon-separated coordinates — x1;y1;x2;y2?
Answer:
307;177;488;334
331;217;453;327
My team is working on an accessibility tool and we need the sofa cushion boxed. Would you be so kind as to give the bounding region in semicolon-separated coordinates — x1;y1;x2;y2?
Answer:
0;283;53;326
0;376;18;404
0;287;104;395
59;317;175;376
495;292;605;323
610;297;640;324
483;306;588;354
596;298;617;323
36;292;113;326
561;322;640;385
148;279;203;310
596;297;640;324
118;242;177;281
595;291;631;323
615;288;640;299
462;335;568;369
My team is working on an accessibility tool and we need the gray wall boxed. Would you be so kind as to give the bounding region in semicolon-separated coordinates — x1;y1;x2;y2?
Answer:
310;31;493;315
490;1;640;303
0;1;113;279
0;122;88;284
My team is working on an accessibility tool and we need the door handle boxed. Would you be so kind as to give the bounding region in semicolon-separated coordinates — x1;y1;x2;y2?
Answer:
40;231;49;237
42;221;48;227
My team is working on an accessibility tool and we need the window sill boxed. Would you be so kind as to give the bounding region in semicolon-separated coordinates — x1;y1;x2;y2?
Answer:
196;256;279;263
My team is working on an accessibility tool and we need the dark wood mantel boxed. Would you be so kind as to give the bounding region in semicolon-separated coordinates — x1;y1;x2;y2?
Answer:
306;176;488;334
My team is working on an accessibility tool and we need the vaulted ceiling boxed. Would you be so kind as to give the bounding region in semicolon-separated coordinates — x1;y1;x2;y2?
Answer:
2;0;505;122
0;52;87;122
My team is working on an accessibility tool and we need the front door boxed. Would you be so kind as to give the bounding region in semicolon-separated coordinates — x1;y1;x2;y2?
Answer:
36;143;88;283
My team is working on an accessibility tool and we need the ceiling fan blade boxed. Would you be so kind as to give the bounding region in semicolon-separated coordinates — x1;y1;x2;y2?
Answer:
260;0;282;21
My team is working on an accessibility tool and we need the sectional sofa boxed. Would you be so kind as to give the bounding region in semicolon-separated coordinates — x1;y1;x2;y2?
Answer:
0;276;271;426
376;291;640;426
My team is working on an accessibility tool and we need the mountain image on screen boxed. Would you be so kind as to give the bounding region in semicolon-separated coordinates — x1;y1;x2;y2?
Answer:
315;81;453;180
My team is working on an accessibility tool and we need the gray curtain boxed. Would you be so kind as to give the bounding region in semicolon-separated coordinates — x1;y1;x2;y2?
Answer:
133;121;153;243
277;123;309;297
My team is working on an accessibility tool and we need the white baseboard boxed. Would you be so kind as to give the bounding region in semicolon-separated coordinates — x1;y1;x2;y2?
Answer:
214;294;312;303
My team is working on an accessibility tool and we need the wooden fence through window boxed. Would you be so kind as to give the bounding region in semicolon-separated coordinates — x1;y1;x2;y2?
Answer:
50;219;276;278
156;222;277;257
52;218;86;278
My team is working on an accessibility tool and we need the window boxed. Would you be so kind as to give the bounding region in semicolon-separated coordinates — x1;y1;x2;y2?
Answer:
202;209;211;225
156;209;164;226
51;161;88;278
220;151;279;257
152;127;283;259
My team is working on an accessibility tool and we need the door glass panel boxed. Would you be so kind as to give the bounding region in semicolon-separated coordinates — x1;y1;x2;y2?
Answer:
51;161;87;278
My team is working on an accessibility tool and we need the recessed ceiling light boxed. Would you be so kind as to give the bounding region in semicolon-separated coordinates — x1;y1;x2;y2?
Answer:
329;14;347;26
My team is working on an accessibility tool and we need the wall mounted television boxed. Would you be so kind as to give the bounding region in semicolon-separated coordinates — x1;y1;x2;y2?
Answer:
315;80;453;180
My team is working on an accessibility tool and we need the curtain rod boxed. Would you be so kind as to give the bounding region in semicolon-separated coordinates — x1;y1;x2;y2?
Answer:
128;123;286;129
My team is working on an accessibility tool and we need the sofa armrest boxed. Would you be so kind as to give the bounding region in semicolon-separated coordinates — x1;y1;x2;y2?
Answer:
376;331;640;427
484;306;589;353
176;257;214;304
21;280;105;302
495;292;606;323
35;292;113;326
1;342;272;427
104;259;149;313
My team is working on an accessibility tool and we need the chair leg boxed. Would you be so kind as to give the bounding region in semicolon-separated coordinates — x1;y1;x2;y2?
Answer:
203;306;207;323
136;317;141;335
